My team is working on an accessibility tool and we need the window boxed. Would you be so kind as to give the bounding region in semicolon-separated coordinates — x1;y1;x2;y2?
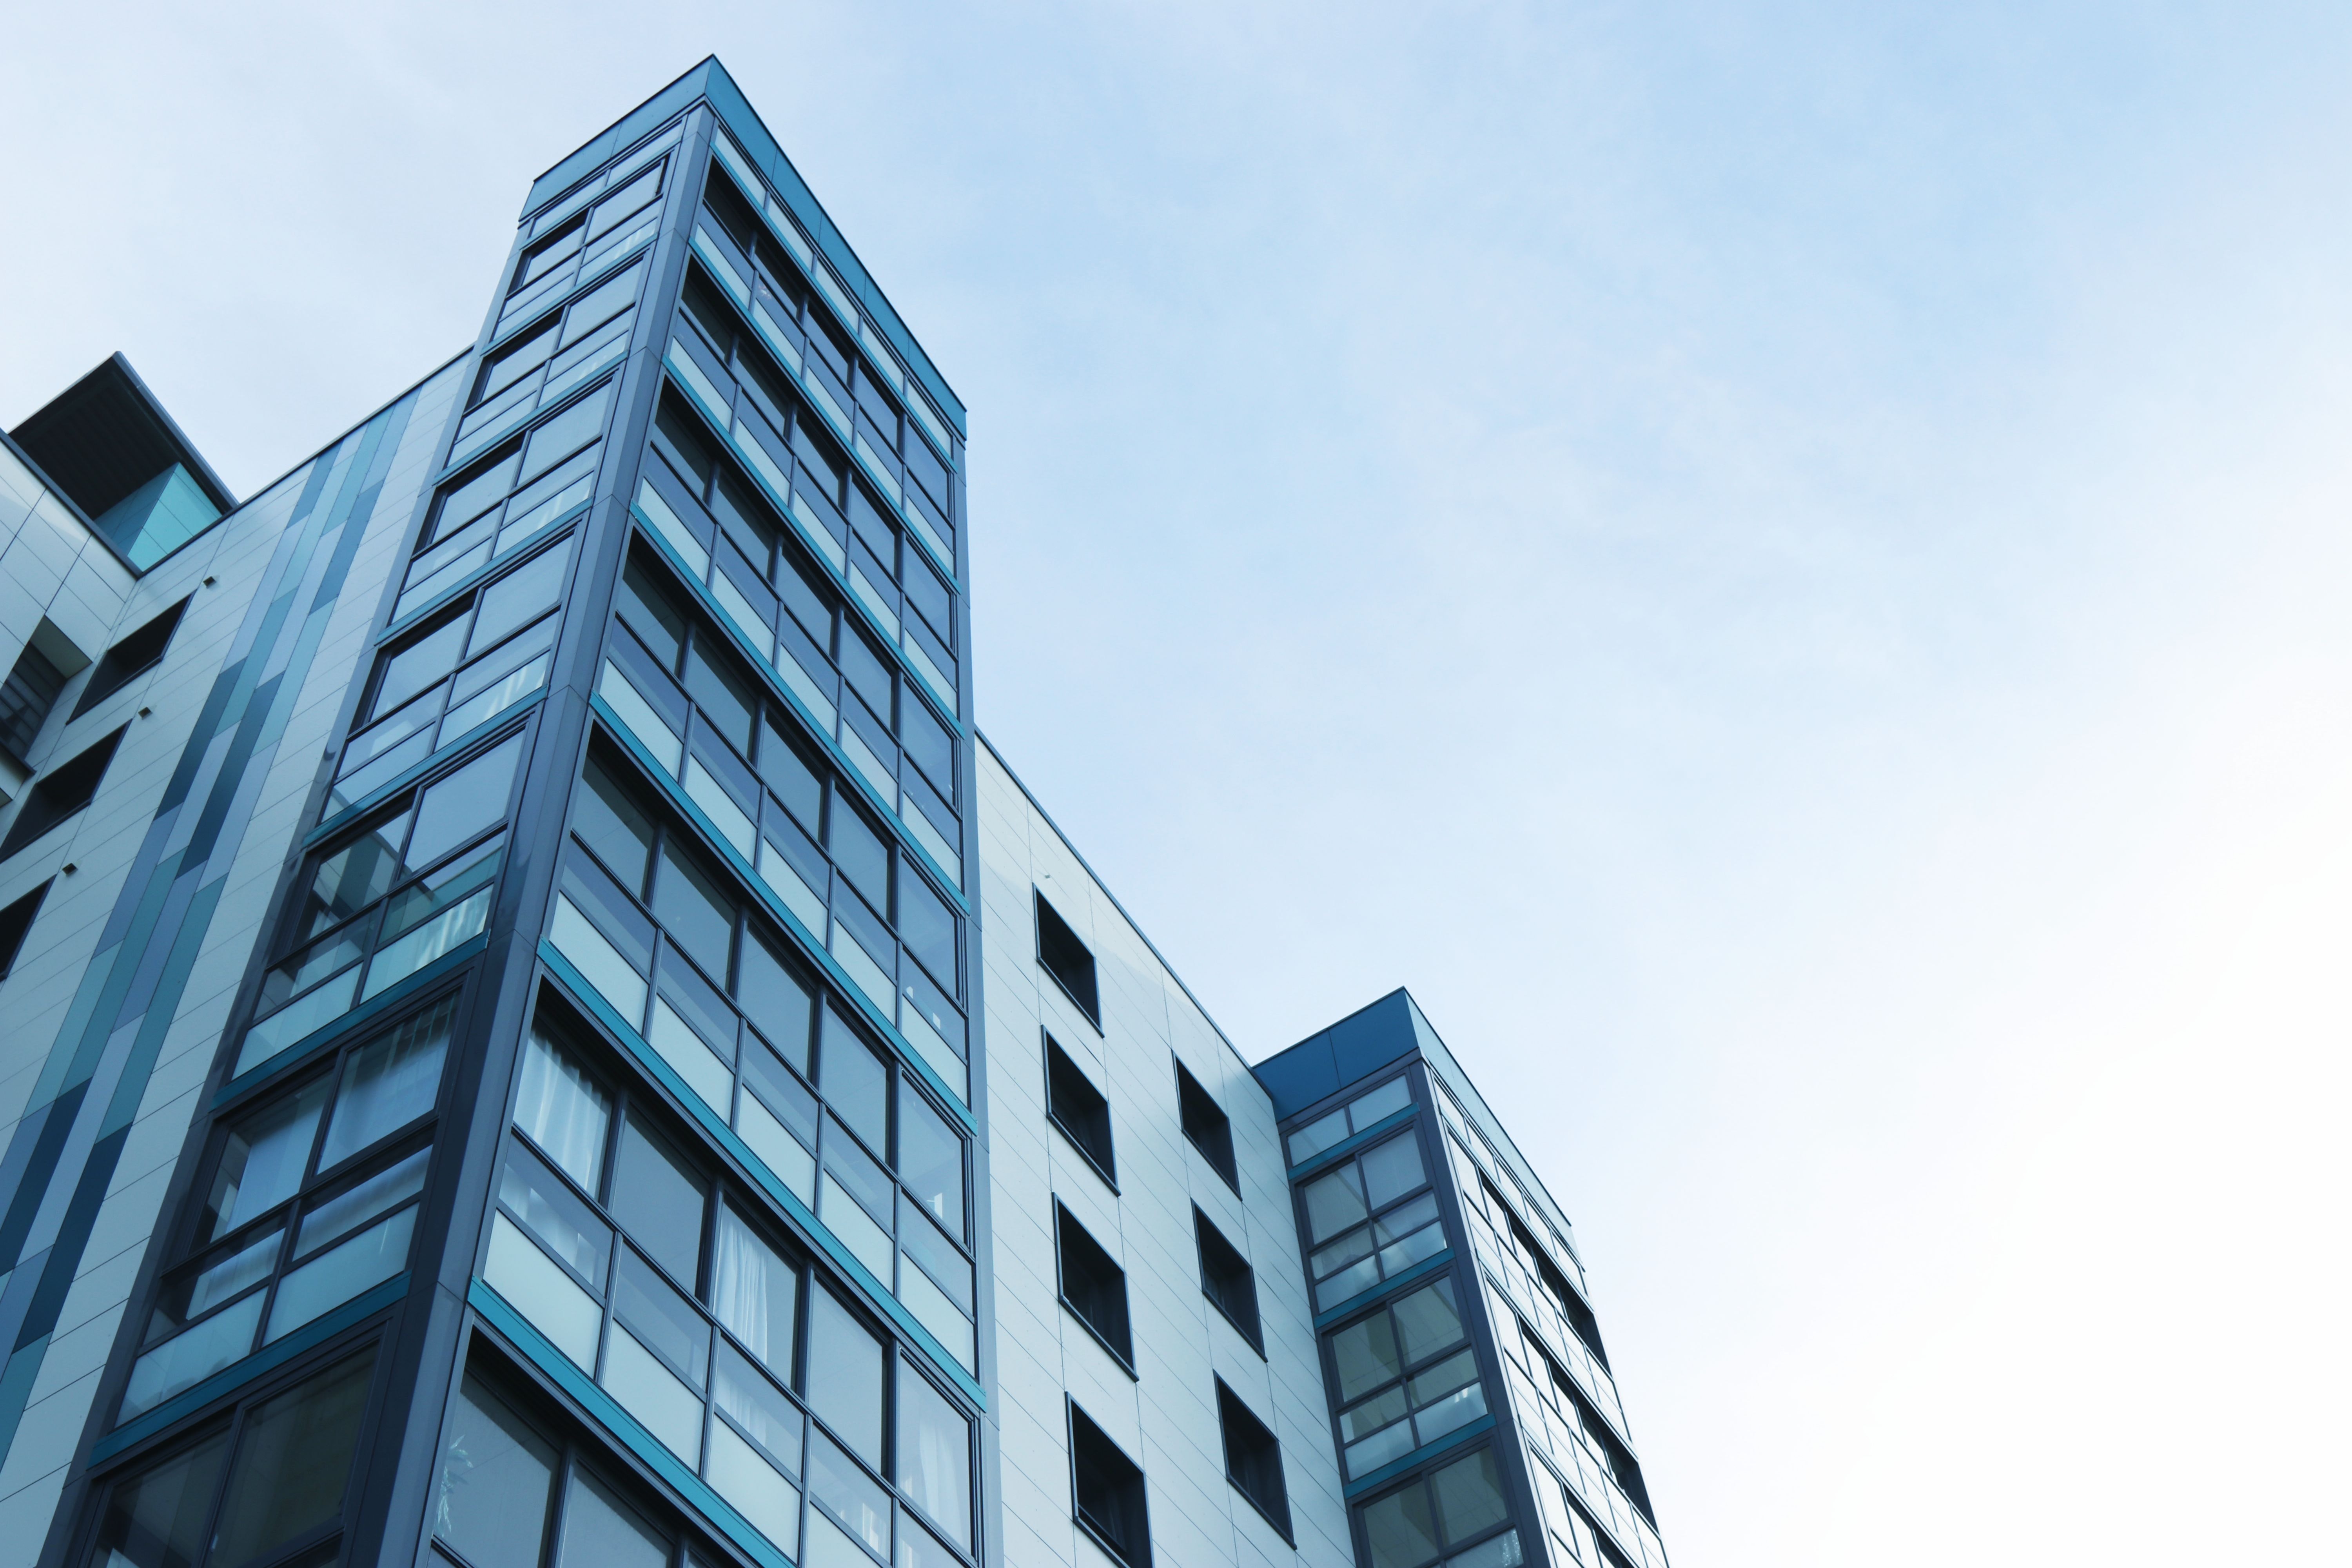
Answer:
1175;1061;1236;1191
1054;1204;1131;1369
0;725;125;858
592;548;968;1093
395;376;612;624
1286;1074;1414;1165
1325;1278;1486;1479
1044;1034;1114;1186
1068;1403;1149;1568
0;624;79;760
545;747;977;1368
236;736;521;1080
1505;1320;1652;1524
332;543;568;816
482;1015;976;1562
1481;1175;1608;1370
1356;1448;1518;1568
1194;1209;1260;1353
0;878;48;981
122;1001;450;1420
1033;895;1098;1026
1300;1130;1442;1311
71;598;189;719
1528;1455;1629;1568
91;1346;379;1568
1215;1380;1291;1541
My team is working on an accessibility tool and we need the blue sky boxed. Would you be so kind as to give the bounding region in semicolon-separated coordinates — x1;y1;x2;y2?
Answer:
6;4;2348;1562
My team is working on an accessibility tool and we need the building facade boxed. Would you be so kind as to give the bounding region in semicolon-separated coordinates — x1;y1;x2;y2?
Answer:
0;58;1667;1568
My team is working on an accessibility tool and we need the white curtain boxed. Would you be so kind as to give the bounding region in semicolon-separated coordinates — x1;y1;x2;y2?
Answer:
515;1027;611;1190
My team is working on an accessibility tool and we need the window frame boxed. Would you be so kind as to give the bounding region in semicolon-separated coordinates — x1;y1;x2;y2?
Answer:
1174;1059;1238;1192
1052;1202;1134;1374
1193;1207;1262;1355
1214;1377;1293;1543
1044;1033;1116;1191
1067;1399;1151;1568
1033;893;1099;1029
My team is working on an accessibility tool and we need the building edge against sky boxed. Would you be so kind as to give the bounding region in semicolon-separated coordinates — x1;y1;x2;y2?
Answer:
0;56;1670;1568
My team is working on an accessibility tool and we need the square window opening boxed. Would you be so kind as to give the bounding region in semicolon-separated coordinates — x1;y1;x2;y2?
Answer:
1069;1403;1150;1568
1176;1061;1238;1191
1195;1210;1262;1354
1034;893;1098;1027
1045;1034;1115;1186
1216;1379;1292;1543
1054;1204;1131;1369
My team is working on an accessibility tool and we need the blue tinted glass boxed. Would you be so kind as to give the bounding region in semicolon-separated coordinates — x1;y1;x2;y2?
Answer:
818;1009;888;1153
406;735;523;869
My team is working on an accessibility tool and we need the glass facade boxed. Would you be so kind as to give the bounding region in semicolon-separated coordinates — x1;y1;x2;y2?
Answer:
6;56;1665;1568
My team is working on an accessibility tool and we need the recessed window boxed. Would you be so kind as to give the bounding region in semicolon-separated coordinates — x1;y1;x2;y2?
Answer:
1175;1060;1237;1191
0;879;49;981
0;629;76;759
72;597;189;719
1034;893;1098;1027
1045;1034;1115;1185
1054;1203;1131;1368
1215;1379;1292;1541
1194;1209;1261;1353
1069;1402;1151;1568
1510;1317;1652;1524
0;725;125;859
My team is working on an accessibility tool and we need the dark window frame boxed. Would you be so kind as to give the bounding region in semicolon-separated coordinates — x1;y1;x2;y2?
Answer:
1194;1208;1262;1355
1053;1202;1134;1374
72;597;190;719
1068;1400;1151;1568
1214;1378;1293;1543
1044;1033;1116;1190
1033;893;1099;1029
1174;1060;1238;1192
0;725;126;859
0;878;49;982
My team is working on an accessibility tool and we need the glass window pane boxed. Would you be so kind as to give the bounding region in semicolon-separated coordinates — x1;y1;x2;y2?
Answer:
1350;1078;1413;1129
1330;1312;1403;1402
556;1468;669;1568
90;1429;229;1568
711;1206;798;1376
500;1135;612;1287
805;1287;884;1466
736;928;812;1071
514;1029;612;1192
685;642;757;756
407;734;523;869
201;1079;331;1242
436;1376;557;1568
1392;1279;1466;1365
1303;1163;1369;1242
1361;1483;1441;1568
619;554;686;670
819;1008;888;1154
715;1339;804;1474
610;1114;705;1288
1360;1134;1428;1211
826;800;889;914
265;1206;415;1341
297;1147;428;1258
1430;1450;1509;1546
653;840;735;982
895;1092;962;1238
896;1360;970;1550
576;757;655;894
808;1430;890;1559
470;549;568;658
296;812;410;939
896;873;956;991
208;1347;377;1568
319;1002;453;1168
614;1246;710;1388
373;615;468;720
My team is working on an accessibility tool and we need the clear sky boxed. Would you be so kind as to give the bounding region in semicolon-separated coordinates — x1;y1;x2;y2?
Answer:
5;4;2346;1563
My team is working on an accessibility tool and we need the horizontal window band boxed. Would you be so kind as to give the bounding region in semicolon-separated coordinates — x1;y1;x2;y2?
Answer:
468;1278;794;1568
535;941;984;1406
587;698;972;1118
628;514;969;913
1339;1415;1499;1501
90;1273;409;1466
1312;1249;1459;1333
307;700;544;849
1287;1107;1421;1183
214;936;487;1109
378;510;592;647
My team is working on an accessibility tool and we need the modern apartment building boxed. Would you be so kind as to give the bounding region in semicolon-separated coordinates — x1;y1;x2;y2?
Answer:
0;58;1667;1568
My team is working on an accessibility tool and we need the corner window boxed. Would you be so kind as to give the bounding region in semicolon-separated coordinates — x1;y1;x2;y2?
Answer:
1325;1278;1485;1479
0;620;83;760
123;1002;450;1421
1357;1448;1517;1568
1301;1131;1440;1312
1033;894;1098;1026
1286;1074;1414;1165
0;725;124;859
1506;1319;1652;1523
1194;1210;1260;1353
1175;1061;1237;1191
1069;1403;1150;1568
239;736;521;1080
1215;1380;1291;1541
1054;1204;1131;1369
91;1347;379;1568
1044;1034;1114;1186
